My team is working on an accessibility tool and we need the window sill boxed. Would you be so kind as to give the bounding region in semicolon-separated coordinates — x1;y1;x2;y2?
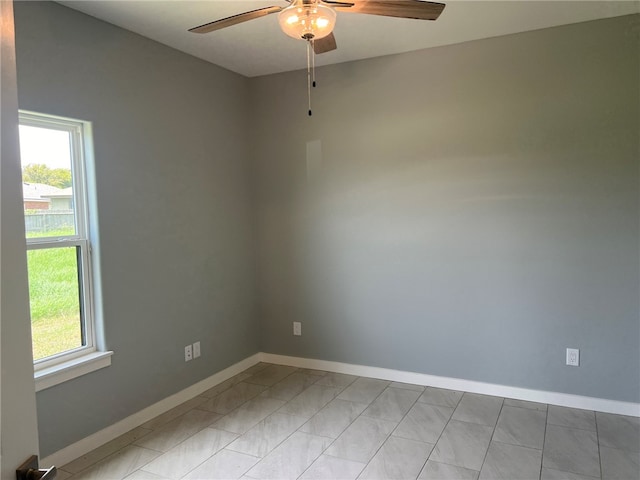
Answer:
35;351;113;392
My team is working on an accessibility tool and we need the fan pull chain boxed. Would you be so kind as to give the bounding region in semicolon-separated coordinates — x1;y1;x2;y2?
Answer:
312;42;316;88
306;40;312;116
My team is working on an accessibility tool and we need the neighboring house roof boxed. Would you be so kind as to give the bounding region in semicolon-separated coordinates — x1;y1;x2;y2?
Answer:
42;187;72;199
22;182;66;201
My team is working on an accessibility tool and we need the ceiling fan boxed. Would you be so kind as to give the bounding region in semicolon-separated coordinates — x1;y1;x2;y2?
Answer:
188;0;446;54
189;0;445;115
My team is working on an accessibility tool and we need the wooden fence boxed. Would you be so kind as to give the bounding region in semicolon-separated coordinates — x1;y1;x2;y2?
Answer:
24;211;74;235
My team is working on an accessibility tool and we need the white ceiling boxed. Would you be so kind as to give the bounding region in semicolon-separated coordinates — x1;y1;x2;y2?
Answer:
58;1;639;77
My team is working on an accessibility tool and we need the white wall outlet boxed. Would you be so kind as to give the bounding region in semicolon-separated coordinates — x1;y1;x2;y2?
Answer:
185;344;193;362
193;341;201;359
566;348;579;366
293;322;302;336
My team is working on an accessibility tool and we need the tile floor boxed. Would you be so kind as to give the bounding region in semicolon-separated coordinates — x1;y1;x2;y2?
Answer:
55;363;640;480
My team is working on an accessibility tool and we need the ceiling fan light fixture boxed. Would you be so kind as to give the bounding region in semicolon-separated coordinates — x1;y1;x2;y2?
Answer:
278;1;337;40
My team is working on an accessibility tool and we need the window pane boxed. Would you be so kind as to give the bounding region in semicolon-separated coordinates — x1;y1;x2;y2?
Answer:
27;246;84;360
19;125;77;238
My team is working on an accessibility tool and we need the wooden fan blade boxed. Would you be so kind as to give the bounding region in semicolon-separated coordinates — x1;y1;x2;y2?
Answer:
189;6;283;34
322;0;355;7
335;0;445;20
313;33;337;54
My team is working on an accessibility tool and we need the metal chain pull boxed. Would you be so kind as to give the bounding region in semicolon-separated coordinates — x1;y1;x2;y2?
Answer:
306;40;312;116
312;41;316;88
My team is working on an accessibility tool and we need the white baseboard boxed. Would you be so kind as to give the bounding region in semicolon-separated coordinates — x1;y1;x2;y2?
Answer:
41;353;262;468
42;351;640;469
260;353;640;418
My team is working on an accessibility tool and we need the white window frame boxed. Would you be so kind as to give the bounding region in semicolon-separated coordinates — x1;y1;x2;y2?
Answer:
20;111;112;390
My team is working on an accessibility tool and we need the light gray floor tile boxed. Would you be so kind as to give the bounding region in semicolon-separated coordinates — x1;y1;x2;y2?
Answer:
297;368;327;377
452;393;503;427
389;381;425;392
299;455;366;480
71;445;160;480
260;372;321;401
362;387;421;422
140;397;208;431
123;470;170;480
182;449;260;480
596;412;640;452
600;445;640;480
393;402;454;444
300;398;368;438
542;424;600;478
493;405;546;449
418;387;463;409
540;467;600;480
358;436;433;480
430;420;493;471
245;432;331;480
315;372;358;388
141;428;237;479
244;364;297;386
63;426;153;473
503;398;547;412
134;409;221;452
277;384;343;418
227;412;307;457
53;469;74;480
479;442;541;480
201;373;253;398
547;405;596;431
200;382;267;414
337;377;390;404
54;365;640;480
324;416;398;463
214;396;285;434
242;363;272;375
419;461;479;480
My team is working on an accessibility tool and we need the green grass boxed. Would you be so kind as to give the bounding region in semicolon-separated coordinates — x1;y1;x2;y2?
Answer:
26;227;83;360
26;227;76;240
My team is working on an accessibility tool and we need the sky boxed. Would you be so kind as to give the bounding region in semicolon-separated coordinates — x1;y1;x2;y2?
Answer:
19;125;72;170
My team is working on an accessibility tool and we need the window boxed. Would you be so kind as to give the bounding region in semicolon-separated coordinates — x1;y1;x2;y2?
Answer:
19;111;111;389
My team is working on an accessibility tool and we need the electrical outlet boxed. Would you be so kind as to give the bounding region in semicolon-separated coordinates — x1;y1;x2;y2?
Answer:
193;341;201;359
185;344;193;362
293;322;302;336
566;348;579;366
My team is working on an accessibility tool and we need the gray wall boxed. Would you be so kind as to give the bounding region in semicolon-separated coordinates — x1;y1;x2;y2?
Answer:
14;2;259;456
251;15;640;402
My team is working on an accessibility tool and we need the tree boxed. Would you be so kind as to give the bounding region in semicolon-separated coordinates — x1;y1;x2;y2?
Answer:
22;163;72;188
